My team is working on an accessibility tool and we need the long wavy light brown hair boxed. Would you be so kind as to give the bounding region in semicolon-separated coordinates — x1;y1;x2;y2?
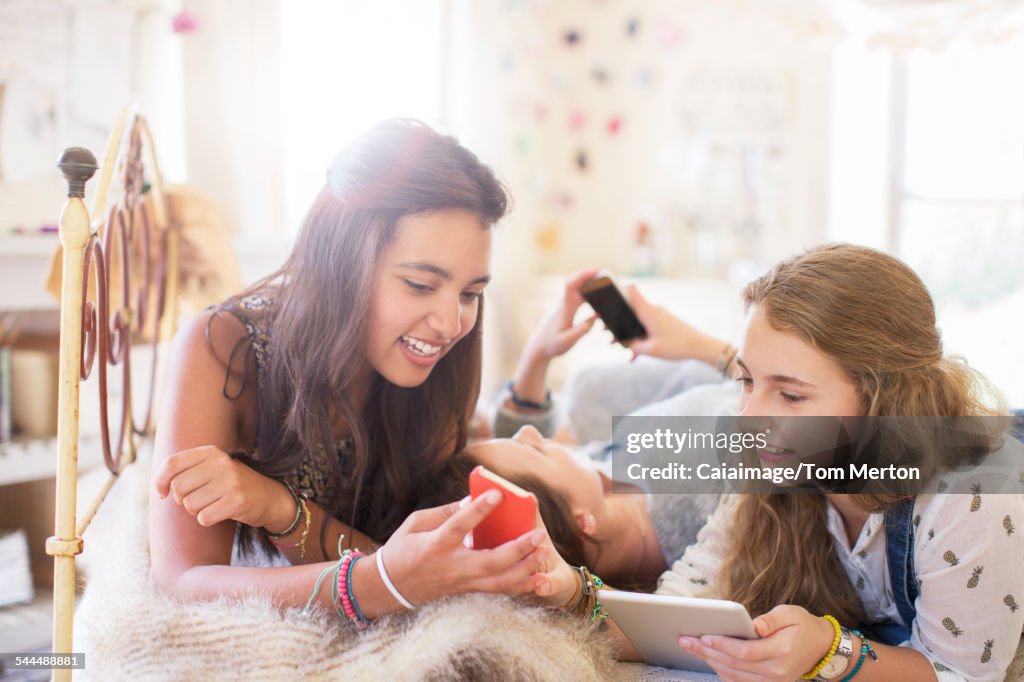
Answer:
720;243;1006;622
212;120;509;554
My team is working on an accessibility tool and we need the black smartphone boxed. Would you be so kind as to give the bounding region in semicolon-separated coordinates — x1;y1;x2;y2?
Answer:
580;275;647;344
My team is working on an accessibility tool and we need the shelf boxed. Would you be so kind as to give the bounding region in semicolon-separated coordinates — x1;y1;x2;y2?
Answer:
0;437;106;487
0;236;60;313
0;588;54;657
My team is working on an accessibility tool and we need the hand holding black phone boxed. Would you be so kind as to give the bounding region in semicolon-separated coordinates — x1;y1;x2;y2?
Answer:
579;275;647;345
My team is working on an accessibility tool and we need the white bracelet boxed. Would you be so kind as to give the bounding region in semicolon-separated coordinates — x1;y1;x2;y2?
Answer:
376;545;415;610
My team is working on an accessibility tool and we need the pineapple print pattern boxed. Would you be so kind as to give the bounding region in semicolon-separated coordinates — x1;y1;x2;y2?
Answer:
942;617;963;638
657;483;1024;674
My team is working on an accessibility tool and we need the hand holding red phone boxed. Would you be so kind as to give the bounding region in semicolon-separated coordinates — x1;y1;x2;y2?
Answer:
469;465;539;549
468;466;580;607
375;489;548;607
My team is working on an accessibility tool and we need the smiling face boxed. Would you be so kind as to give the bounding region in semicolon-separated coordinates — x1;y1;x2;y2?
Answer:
363;208;492;388
735;305;866;469
467;425;608;537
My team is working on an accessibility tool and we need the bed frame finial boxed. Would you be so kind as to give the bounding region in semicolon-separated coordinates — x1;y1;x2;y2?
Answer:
57;147;99;198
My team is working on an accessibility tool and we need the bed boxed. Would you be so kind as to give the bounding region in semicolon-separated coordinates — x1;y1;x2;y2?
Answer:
49;109;1023;682
47;105;179;681
47;107;714;681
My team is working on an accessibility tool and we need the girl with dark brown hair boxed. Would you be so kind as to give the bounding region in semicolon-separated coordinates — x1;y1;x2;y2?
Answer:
148;119;553;621
526;244;1023;681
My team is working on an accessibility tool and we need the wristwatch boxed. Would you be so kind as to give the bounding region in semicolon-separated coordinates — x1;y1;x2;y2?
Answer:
814;626;854;680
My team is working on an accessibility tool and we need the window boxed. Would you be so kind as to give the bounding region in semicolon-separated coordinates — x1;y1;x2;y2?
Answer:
894;39;1024;406
279;1;446;235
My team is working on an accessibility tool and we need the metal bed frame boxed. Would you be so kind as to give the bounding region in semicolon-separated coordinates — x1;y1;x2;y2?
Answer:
48;105;178;681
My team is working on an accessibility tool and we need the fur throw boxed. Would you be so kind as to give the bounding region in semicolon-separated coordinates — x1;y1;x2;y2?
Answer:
72;461;707;681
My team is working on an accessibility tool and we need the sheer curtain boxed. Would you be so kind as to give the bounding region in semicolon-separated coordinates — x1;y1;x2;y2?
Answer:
181;0;286;243
279;1;447;237
179;0;456;283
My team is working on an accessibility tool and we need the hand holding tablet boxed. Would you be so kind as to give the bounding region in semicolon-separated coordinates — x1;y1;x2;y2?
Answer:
599;590;759;673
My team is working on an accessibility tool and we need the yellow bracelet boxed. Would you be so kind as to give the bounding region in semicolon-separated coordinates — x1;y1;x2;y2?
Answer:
801;615;842;680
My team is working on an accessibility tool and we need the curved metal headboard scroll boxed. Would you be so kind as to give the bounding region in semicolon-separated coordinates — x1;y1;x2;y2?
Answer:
48;104;179;678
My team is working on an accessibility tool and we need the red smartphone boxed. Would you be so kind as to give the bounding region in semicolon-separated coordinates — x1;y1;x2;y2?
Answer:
469;465;538;550
580;275;647;344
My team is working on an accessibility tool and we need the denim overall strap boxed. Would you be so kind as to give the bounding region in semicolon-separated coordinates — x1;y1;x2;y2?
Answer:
1012;409;1024;444
870;496;918;646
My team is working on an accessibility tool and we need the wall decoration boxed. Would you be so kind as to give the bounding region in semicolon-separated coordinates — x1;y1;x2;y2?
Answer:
171;10;200;34
0;80;58;183
492;0;842;276
574;148;588;172
656;20;685;47
515;133;531;157
633;67;654;88
568;108;585;131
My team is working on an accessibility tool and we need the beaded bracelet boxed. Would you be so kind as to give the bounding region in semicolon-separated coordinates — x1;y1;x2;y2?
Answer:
839;630;876;681
336;550;368;628
346;554;369;624
301;534;367;626
801;615;842;680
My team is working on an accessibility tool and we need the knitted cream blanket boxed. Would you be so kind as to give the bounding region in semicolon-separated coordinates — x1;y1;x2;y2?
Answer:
72;462;710;681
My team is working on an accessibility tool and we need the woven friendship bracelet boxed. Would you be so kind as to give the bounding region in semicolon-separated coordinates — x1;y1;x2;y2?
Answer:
507;380;552;411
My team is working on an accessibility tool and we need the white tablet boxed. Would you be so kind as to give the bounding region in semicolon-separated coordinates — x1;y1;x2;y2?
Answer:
599;590;759;673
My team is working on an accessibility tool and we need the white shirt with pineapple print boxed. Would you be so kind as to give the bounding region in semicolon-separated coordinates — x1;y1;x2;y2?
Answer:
656;492;1024;681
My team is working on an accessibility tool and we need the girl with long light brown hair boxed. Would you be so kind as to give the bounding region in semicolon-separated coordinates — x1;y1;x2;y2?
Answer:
526;243;1023;681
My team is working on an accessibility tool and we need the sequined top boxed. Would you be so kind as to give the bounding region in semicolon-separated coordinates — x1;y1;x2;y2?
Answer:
230;293;352;508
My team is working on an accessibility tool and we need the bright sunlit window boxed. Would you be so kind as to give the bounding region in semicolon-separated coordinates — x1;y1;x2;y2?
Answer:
279;1;445;235
896;38;1024;406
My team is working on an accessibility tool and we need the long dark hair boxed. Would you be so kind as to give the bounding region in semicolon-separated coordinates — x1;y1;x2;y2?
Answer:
214;120;509;553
